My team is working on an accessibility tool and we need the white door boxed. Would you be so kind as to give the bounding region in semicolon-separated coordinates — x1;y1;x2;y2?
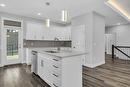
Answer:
71;25;86;65
5;26;22;65
105;34;116;54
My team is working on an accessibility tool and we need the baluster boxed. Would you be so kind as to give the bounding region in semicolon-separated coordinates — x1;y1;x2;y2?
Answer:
124;48;126;59
126;48;128;64
128;48;130;63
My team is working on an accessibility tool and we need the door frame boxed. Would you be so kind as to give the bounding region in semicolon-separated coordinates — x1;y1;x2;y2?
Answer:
1;17;23;66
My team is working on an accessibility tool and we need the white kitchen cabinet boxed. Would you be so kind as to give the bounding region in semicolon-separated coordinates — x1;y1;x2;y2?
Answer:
26;21;44;40
53;26;71;41
26;48;32;65
44;29;55;40
26;24;36;40
38;53;55;86
37;52;82;87
25;21;71;41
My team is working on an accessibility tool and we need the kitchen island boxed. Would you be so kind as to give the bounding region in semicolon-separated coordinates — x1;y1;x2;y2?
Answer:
32;49;86;87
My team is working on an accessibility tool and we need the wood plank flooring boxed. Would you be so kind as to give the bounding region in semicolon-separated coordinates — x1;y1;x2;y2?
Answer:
0;55;130;87
83;55;130;87
0;64;50;87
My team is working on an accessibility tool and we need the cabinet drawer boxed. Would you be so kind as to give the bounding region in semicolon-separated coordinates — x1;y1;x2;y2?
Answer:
52;64;61;74
42;70;52;86
51;58;61;67
51;72;61;79
51;79;61;87
51;83;61;87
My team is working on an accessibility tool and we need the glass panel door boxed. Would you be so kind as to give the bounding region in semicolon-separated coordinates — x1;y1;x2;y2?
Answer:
7;29;19;60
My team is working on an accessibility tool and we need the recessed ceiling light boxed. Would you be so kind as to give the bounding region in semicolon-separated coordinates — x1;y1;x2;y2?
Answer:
45;2;50;6
0;4;6;7
37;13;42;16
117;23;121;25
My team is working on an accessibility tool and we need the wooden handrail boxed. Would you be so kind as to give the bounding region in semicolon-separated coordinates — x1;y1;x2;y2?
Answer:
114;46;130;58
116;46;130;48
112;45;130;62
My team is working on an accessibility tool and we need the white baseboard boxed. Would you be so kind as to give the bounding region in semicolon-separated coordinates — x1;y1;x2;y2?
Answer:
27;63;31;65
84;61;105;68
21;61;26;64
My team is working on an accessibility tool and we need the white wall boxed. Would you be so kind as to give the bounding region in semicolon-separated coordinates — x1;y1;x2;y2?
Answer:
106;24;130;60
92;12;105;66
72;11;105;68
106;24;130;46
72;12;93;66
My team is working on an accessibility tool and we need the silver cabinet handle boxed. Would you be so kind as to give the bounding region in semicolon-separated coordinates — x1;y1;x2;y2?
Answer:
53;65;59;68
53;59;59;61
52;73;59;77
53;83;58;87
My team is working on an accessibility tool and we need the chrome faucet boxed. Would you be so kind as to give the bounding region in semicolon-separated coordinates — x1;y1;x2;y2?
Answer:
54;37;60;51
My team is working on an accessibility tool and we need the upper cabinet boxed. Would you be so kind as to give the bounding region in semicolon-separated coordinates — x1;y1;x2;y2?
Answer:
26;21;44;40
51;25;71;41
25;21;71;41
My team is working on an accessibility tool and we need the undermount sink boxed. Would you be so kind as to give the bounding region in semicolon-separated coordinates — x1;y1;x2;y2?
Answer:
45;50;60;53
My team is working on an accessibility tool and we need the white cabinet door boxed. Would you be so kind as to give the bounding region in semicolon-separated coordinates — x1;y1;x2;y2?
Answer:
26;22;45;40
26;21;71;41
26;25;36;40
37;54;44;77
34;23;45;40
37;53;53;86
26;48;32;65
26;22;36;40
45;28;55;40
53;26;71;41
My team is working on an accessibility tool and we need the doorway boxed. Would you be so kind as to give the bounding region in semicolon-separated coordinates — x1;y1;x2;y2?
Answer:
1;18;23;66
5;27;22;65
105;33;116;54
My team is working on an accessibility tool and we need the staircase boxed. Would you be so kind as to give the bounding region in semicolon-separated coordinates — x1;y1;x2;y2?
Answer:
112;45;130;63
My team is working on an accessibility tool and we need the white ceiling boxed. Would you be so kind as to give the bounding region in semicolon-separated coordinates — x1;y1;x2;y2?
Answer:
111;0;130;19
0;0;129;26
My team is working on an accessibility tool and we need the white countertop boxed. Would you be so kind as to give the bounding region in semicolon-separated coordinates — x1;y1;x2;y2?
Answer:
33;48;87;58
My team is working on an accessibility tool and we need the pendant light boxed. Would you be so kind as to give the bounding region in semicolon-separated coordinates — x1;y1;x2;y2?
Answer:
46;19;50;28
62;10;68;22
45;2;50;28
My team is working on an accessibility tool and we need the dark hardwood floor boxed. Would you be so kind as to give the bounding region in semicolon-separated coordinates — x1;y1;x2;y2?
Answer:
0;55;130;87
0;64;50;87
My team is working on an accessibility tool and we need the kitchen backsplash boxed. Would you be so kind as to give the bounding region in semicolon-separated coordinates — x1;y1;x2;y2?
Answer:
23;40;71;48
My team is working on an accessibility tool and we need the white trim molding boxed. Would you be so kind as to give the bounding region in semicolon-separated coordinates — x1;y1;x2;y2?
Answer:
84;61;105;68
0;64;3;67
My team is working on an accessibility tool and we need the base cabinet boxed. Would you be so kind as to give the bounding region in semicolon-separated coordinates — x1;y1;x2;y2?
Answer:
37;53;82;87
